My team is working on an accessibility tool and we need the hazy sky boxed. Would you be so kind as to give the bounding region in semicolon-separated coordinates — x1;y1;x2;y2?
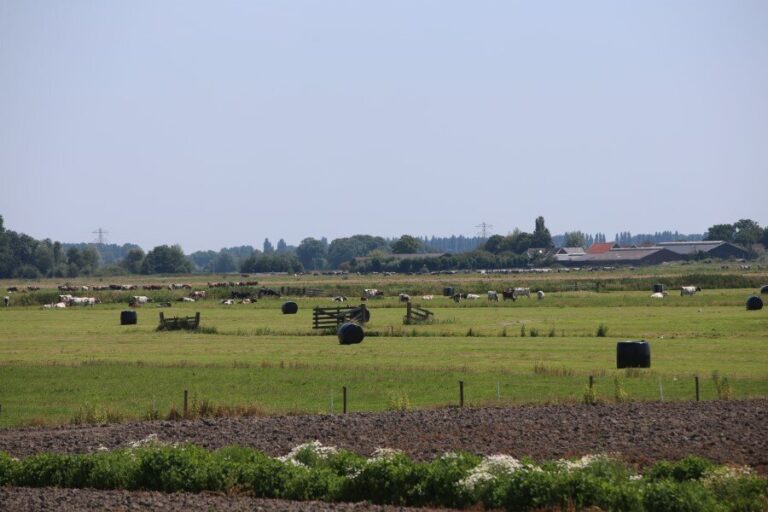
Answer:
1;1;766;251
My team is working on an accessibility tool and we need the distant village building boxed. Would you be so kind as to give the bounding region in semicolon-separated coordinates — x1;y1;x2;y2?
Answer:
656;241;750;260
585;242;620;254
554;247;586;263
556;240;751;267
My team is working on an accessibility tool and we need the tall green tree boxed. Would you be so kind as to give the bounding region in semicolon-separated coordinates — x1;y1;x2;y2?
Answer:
297;237;327;270
563;231;586;248
733;219;762;246
391;234;422;254
141;245;192;274
532;216;554;248
705;224;736;242
263;238;275;254
120;248;146;274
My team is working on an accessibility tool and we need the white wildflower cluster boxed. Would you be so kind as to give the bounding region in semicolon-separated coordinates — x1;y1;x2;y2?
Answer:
701;464;754;485
458;455;538;491
370;447;403;461
278;441;338;467
556;453;616;472
127;433;164;448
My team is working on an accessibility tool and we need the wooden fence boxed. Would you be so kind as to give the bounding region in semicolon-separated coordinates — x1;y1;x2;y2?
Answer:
403;303;434;325
158;312;201;331
312;304;368;329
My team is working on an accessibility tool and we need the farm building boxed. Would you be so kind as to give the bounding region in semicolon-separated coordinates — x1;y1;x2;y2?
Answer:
656;241;751;260
586;242;620;254
560;247;685;266
554;247;586;263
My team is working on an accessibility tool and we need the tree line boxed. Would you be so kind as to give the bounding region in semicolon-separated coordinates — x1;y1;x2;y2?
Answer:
1;214;763;278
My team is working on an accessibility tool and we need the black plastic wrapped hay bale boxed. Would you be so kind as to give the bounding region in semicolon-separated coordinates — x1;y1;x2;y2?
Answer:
760;285;768;295
443;286;454;296
120;310;137;325
746;295;763;311
281;301;298;314
617;340;650;368
652;283;665;294
338;322;364;345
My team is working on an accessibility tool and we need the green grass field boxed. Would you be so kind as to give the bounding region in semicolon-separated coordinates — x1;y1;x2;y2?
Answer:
1;280;766;427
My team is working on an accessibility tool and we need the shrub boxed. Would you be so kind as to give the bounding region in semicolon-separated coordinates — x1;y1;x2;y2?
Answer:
583;385;598;405
339;452;426;505
643;480;719;512
712;371;733;400
596;323;609;337
386;391;412;412
647;456;715;482
134;445;225;493
0;452;19;485
614;375;629;402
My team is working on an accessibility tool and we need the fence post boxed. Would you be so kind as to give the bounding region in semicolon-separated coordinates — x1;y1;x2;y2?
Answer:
589;375;594;389
183;389;188;418
695;376;700;402
459;381;464;407
343;386;347;414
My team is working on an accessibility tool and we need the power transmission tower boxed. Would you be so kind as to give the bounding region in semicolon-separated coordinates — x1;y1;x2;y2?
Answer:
92;228;109;245
475;222;493;239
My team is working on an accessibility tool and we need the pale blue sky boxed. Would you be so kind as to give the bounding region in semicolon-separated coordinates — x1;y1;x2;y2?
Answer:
1;1;766;251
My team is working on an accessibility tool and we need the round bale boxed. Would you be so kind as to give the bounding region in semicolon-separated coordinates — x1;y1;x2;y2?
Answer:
760;285;768;295
617;340;651;369
281;301;299;314
120;310;138;325
746;295;763;311
338;322;365;345
652;283;665;294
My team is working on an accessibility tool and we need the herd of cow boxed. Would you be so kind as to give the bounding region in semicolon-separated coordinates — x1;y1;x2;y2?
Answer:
4;281;704;309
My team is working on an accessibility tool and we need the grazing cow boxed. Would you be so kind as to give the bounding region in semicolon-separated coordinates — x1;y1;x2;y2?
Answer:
399;293;411;303
178;297;195;302
241;298;252;304
70;297;97;306
466;293;480;300
143;284;163;291
3;296;9;307
452;293;461;303
220;299;235;305
680;286;701;296
6;286;19;293
501;290;517;301
422;295;434;300
332;296;347;302
537;290;545;300
53;302;67;308
487;291;499;302
513;287;531;299
650;292;667;299
364;288;384;298
58;294;74;304
189;290;207;299
132;296;152;304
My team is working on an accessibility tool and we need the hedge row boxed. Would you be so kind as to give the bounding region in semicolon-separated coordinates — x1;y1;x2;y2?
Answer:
1;443;766;511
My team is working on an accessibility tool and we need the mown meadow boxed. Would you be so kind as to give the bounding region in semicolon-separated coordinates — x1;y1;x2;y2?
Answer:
0;268;766;427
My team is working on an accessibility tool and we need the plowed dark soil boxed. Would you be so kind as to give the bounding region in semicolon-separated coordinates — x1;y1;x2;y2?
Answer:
1;400;766;510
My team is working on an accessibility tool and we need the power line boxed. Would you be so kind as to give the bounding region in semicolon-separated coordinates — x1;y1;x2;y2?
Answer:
92;228;109;245
475;222;493;239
